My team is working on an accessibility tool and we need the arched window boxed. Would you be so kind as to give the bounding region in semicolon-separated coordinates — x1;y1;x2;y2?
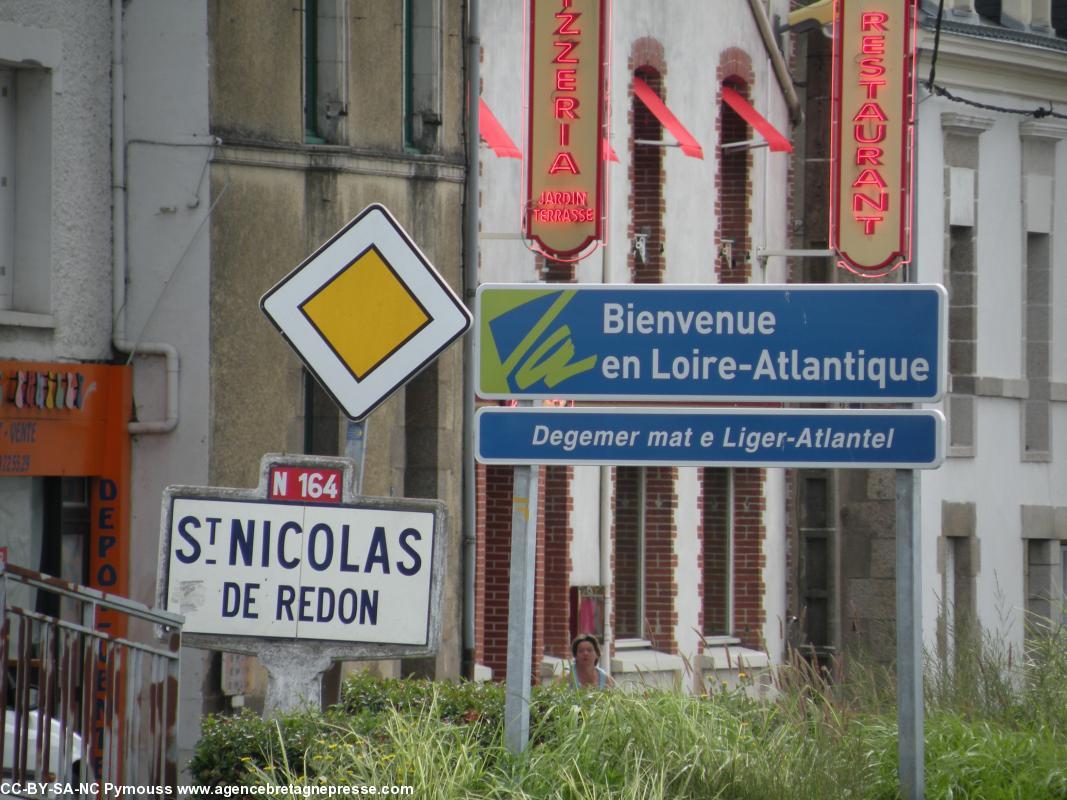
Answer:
717;79;752;283
630;67;666;283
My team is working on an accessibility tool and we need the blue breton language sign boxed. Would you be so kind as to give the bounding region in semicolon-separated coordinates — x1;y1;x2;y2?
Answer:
476;284;946;402
476;408;945;469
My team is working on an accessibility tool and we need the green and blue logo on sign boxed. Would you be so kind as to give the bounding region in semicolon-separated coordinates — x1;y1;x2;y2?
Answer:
476;283;946;403
477;287;598;394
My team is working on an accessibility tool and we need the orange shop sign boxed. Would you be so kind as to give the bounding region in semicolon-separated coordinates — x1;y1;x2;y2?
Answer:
0;362;129;476
525;0;608;262
1;360;133;773
830;0;918;277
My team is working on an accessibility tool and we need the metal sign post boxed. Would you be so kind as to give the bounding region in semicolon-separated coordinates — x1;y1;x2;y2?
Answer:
504;463;540;754
895;93;925;795
345;419;368;495
897;468;924;799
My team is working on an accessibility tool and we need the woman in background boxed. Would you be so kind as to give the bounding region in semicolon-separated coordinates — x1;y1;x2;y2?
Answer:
569;633;615;689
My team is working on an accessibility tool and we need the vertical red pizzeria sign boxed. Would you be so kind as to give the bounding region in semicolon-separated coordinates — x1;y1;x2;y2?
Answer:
830;0;918;277
525;0;608;262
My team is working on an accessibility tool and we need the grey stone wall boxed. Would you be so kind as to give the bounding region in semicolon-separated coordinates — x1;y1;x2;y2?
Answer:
206;0;469;685
838;469;897;663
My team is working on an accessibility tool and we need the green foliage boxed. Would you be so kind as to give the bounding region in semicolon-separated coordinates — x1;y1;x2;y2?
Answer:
1020;620;1067;738
925;617;1019;724
336;671;580;748
189;633;1067;798
921;714;1067;800
510;688;882;800
263;696;504;800
188;709;327;787
923;613;1067;739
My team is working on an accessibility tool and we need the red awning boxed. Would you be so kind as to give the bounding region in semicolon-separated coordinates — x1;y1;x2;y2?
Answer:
632;77;704;159
602;138;619;162
721;86;793;153
479;98;521;159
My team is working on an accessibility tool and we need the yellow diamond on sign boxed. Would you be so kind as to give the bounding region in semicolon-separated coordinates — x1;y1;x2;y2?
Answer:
301;245;431;381
261;204;471;420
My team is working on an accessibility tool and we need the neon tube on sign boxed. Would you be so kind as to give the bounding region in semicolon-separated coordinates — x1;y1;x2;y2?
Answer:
830;0;918;277
524;0;607;261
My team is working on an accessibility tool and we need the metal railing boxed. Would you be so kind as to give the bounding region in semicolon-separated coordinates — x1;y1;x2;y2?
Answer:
1;561;183;794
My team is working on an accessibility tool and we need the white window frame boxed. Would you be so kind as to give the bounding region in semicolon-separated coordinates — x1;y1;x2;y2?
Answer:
0;21;59;323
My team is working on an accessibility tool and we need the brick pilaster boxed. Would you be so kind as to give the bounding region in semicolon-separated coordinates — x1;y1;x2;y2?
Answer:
702;469;731;636
479;463;547;684
543;465;574;658
716;49;756;284
644;467;678;653
733;467;766;649
628;39;667;284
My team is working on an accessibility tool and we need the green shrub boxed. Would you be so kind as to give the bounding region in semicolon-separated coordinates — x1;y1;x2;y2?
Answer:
1019;619;1067;738
188;709;326;787
338;671;505;745
923;714;1067;800
189;641;1067;798
190;674;579;786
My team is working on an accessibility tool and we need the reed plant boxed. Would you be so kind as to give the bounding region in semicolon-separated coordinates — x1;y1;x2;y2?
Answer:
192;615;1067;798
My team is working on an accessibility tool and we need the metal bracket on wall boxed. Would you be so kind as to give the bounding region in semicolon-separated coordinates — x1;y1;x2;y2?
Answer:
633;139;681;148
755;247;834;266
721;138;770;152
633;230;650;264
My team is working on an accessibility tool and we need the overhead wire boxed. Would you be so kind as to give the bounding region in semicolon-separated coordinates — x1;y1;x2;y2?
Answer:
924;0;1067;120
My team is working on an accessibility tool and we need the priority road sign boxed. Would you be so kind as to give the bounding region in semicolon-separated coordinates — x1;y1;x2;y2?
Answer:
262;204;472;420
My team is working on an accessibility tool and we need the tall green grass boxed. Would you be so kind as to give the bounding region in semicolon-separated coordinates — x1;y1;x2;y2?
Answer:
192;619;1067;798
245;688;887;799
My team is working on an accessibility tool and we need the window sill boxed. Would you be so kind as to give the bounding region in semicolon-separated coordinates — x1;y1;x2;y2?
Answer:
0;309;54;329
610;645;685;675
614;637;653;651
696;644;774;698
1022;450;1052;464
951;375;1029;400
701;635;741;647
695;644;769;672
540;654;566;684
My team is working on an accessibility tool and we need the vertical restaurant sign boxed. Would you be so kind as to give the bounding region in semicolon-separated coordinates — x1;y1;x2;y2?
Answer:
525;0;607;262
830;0;918;277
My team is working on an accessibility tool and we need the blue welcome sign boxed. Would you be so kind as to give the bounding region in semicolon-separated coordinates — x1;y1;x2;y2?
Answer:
476;284;946;403
476;407;945;469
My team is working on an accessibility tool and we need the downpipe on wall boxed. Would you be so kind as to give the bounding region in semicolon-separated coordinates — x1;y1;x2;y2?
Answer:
461;0;480;677
111;0;179;435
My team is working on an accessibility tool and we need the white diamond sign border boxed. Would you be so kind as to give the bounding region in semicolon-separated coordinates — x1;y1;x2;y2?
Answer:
261;203;471;420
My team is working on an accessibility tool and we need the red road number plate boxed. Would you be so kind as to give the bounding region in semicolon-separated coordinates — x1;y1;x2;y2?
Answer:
268;466;343;504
